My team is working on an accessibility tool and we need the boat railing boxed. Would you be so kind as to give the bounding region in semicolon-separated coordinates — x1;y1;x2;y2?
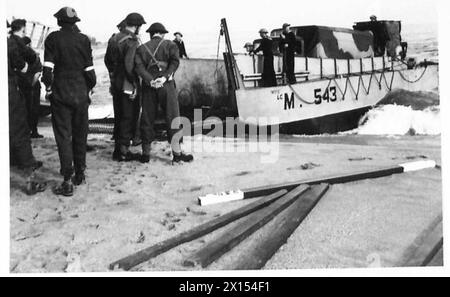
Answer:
235;53;406;88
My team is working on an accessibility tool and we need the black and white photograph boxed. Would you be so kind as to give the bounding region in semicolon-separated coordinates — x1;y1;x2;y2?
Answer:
1;0;448;281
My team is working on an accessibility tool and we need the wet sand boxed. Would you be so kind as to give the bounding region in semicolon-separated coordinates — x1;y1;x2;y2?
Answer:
10;130;442;272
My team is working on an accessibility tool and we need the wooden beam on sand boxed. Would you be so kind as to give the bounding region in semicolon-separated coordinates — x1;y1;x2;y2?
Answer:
109;189;288;271
402;215;443;267
230;184;330;270
199;160;437;206
183;185;311;268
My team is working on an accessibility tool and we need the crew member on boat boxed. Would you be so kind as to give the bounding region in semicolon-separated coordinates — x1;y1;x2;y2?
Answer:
251;28;277;87
244;42;254;54
279;23;297;84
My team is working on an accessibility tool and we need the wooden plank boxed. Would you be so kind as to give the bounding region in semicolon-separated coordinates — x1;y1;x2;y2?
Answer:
231;184;330;270
426;246;444;267
402;215;443;267
199;160;436;205
183;185;310;268
109;189;288;271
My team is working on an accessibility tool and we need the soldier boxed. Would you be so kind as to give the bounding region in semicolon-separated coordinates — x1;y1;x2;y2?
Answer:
173;32;188;59
243;42;254;54
279;23;297;84
42;7;97;196
252;28;277;87
21;36;44;138
104;18;127;152
8;21;47;195
135;22;193;164
106;13;146;162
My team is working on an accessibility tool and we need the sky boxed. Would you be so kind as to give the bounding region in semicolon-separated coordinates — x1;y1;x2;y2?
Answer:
6;0;438;43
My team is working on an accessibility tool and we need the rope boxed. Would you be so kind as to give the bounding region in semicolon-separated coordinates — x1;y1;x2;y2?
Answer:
214;32;222;81
287;83;316;105
397;66;428;84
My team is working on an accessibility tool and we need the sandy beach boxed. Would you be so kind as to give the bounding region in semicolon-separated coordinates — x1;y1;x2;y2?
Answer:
10;129;442;272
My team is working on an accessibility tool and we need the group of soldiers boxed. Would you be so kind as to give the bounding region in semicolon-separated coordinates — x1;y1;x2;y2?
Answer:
8;7;193;197
244;23;299;87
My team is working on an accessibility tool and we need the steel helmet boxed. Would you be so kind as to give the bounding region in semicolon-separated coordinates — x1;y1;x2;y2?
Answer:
125;13;146;26
244;42;253;48
174;31;183;37
54;7;81;23
146;22;169;34
259;28;269;34
117;19;127;30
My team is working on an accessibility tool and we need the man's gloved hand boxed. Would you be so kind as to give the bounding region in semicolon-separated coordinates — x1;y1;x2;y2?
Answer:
154;76;167;89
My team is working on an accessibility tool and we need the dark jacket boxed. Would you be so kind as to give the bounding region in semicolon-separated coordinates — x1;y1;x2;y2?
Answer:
42;24;96;105
7;37;26;79
135;36;180;85
173;39;188;58
108;29;140;90
279;31;297;56
253;38;274;57
9;34;37;65
104;33;119;76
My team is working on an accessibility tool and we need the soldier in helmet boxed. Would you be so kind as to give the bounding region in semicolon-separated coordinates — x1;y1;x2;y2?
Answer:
42;7;97;196
251;28;277;87
8;21;47;195
107;13;146;162
135;22;193;164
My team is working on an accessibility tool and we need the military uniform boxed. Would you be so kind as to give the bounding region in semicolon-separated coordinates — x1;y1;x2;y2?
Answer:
109;29;141;154
19;41;43;137
279;30;297;84
135;34;181;156
42;21;96;183
253;37;277;87
8;36;37;171
104;31;123;144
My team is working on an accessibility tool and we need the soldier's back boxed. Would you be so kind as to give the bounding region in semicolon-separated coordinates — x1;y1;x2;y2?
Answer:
46;28;92;74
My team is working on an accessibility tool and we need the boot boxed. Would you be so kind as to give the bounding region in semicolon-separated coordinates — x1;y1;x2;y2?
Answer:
53;180;74;197
72;172;86;186
30;131;44;139
25;180;47;196
112;145;120;161
140;143;151;163
118;145;135;162
172;152;194;164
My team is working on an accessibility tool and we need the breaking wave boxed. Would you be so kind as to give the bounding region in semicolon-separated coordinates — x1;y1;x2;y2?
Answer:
354;91;440;136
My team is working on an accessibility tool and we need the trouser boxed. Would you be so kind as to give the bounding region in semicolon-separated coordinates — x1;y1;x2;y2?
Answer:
284;52;296;84
262;56;277;87
9;78;36;173
23;84;41;134
112;92;121;143
117;91;141;147
140;81;182;153
51;99;89;179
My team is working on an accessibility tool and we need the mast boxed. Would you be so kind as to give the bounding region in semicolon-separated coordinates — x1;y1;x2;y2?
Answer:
221;18;240;90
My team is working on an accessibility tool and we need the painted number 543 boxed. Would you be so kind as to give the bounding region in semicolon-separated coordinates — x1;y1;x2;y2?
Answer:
314;86;338;105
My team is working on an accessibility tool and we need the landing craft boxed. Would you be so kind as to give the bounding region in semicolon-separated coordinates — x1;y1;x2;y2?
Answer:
221;18;439;134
